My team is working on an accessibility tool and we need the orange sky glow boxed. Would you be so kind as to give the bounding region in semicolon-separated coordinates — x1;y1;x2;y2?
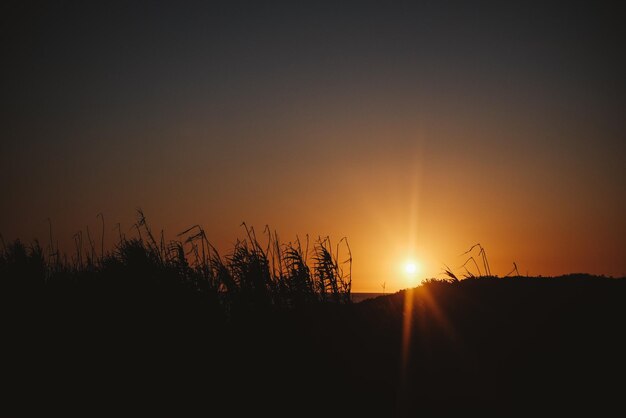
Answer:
2;2;624;292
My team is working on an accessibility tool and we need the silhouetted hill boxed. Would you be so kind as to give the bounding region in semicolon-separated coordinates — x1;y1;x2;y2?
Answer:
354;275;626;414
4;272;626;416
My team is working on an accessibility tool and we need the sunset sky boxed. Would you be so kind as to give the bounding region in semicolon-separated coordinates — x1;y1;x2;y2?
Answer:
2;1;624;291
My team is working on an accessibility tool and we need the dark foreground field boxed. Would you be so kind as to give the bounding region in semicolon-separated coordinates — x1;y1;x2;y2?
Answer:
5;275;626;416
2;234;625;415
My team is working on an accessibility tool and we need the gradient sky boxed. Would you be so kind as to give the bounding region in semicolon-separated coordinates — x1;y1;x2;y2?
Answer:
2;1;625;291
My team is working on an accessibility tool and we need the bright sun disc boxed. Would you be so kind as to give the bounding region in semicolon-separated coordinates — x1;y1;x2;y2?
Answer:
405;262;418;275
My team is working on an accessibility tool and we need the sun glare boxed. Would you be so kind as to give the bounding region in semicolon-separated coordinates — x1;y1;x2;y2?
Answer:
402;260;421;287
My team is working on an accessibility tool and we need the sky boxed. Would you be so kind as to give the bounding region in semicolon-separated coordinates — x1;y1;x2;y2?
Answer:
1;1;625;291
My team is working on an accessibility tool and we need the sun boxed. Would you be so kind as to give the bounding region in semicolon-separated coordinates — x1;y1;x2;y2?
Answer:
404;260;421;276
405;262;418;275
402;260;421;287
399;259;422;287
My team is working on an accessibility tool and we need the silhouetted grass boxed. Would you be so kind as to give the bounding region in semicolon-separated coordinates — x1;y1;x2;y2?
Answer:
0;211;352;317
